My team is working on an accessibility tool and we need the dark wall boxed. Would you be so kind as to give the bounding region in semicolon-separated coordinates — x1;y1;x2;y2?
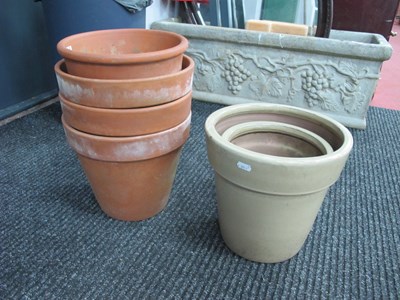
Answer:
0;0;57;118
40;0;146;66
0;0;146;120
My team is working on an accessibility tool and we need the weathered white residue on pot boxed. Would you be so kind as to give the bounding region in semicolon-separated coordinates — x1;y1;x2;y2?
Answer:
56;77;95;102
57;76;192;106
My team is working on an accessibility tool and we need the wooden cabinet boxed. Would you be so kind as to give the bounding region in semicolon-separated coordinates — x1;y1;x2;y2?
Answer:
332;0;400;40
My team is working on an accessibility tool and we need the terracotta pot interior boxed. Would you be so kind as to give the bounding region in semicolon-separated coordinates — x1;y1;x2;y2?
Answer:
62;30;183;56
229;132;325;157
215;113;344;151
59;54;191;79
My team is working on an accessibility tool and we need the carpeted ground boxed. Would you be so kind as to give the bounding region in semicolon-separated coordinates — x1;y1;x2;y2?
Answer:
1;100;399;299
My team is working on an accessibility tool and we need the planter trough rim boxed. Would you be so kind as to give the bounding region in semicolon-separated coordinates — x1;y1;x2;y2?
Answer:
152;20;392;61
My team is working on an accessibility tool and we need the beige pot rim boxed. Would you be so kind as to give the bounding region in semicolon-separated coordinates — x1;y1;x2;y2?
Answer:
206;103;353;167
205;103;353;195
57;28;188;65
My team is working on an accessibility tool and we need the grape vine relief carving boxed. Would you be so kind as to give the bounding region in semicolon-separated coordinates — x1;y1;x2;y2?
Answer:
187;48;378;114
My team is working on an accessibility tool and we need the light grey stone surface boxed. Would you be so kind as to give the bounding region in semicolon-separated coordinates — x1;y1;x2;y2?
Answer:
151;20;393;129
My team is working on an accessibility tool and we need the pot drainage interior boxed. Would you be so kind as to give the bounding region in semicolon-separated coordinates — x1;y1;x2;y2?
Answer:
230;132;326;157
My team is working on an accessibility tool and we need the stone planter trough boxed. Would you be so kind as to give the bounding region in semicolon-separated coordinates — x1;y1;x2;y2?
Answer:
151;20;392;129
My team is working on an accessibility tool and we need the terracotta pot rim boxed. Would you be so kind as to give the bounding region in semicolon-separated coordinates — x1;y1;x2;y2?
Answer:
62;112;191;141
222;121;334;157
62;112;191;161
54;55;194;83
205;103;353;166
59;90;192;113
57;28;188;64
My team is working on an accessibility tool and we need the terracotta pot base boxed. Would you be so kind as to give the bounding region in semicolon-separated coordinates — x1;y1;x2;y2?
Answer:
62;113;191;221
78;148;183;221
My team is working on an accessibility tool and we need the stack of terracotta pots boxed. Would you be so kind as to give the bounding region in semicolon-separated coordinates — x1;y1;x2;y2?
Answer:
55;29;193;221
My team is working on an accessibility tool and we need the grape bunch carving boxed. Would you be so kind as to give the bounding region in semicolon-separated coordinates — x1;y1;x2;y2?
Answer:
221;56;252;94
301;70;331;107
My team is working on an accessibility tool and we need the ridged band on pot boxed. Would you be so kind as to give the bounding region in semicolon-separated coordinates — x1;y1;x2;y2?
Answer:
54;55;194;109
221;121;334;157
59;91;192;137
62;113;191;162
57;28;189;79
205;103;353;195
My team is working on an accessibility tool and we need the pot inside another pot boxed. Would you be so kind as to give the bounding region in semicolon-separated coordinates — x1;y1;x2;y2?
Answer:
204;103;353;263
205;103;353;194
222;121;333;157
214;106;346;151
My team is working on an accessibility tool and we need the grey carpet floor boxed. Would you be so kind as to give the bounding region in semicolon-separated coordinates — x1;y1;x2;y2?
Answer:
1;100;399;299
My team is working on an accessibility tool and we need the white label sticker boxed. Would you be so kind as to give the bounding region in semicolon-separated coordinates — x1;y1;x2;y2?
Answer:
237;161;252;172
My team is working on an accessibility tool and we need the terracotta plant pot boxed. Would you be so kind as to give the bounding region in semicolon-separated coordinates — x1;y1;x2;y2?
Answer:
54;55;194;109
62;113;191;221
57;28;188;79
205;103;353;263
59;91;192;137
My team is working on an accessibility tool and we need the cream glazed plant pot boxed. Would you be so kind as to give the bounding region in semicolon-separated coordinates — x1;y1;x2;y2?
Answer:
151;20;393;129
205;103;353;263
